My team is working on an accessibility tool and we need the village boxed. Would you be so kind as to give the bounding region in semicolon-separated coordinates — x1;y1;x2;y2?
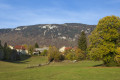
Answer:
9;45;75;54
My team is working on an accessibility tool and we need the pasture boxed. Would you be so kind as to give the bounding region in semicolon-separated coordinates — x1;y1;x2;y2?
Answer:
0;56;120;80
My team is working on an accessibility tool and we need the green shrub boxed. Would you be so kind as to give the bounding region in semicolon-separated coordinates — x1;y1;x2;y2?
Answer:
54;53;64;62
48;46;64;62
65;48;85;60
41;50;48;56
65;51;75;60
75;48;85;60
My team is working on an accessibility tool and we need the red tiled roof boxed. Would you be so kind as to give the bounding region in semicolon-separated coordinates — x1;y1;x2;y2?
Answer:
65;47;72;50
73;47;78;50
14;45;26;50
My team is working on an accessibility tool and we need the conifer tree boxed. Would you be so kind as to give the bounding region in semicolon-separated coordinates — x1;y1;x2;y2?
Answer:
3;42;9;60
78;31;87;51
0;40;2;48
0;40;4;60
34;42;39;48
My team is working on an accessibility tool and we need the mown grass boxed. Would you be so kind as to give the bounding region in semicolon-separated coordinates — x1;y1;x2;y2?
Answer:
0;56;120;80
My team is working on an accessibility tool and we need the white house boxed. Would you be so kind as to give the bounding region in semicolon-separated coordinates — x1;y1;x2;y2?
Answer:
59;46;66;52
34;47;49;52
14;45;28;55
33;47;49;55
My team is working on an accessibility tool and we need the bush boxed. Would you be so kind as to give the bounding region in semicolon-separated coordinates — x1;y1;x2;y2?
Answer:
65;48;85;60
54;53;64;62
65;51;75;60
48;46;64;62
75;48;85;60
41;50;47;56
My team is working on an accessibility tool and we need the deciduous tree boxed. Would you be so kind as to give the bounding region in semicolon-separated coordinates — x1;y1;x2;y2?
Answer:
88;15;120;65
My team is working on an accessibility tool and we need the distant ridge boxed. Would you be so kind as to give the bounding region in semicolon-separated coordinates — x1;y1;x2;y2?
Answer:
0;23;96;47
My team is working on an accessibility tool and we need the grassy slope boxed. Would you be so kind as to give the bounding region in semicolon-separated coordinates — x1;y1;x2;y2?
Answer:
0;56;120;80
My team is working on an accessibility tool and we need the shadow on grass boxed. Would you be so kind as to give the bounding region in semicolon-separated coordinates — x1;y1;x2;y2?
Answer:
13;60;30;64
93;63;120;67
2;55;31;64
13;55;31;64
93;64;105;67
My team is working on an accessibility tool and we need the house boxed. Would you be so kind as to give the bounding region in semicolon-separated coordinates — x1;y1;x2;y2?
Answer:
35;47;49;52
14;45;28;55
59;46;72;53
33;47;49;55
33;51;40;55
59;46;66;52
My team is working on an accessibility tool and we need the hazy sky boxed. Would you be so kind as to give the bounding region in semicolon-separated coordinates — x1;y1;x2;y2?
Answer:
0;0;120;28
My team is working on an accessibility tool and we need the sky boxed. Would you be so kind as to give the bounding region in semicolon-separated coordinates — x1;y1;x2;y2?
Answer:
0;0;120;28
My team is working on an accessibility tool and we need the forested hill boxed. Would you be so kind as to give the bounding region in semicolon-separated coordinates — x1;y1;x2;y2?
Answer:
0;23;96;48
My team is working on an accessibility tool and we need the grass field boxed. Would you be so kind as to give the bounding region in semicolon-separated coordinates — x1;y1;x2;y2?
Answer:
0;56;120;80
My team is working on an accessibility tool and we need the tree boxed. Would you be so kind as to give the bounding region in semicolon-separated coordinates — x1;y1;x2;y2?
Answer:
114;47;120;64
88;15;120;65
4;42;7;48
23;44;28;50
0;49;4;60
0;40;4;60
78;31;87;51
3;42;8;60
0;41;20;61
28;45;34;55
0;40;2;48
10;49;20;61
34;42;39;48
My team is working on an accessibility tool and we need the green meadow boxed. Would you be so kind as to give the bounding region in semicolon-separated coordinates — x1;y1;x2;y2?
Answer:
0;56;120;80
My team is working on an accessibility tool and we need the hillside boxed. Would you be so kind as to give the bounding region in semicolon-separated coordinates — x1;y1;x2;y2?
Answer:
0;23;96;47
